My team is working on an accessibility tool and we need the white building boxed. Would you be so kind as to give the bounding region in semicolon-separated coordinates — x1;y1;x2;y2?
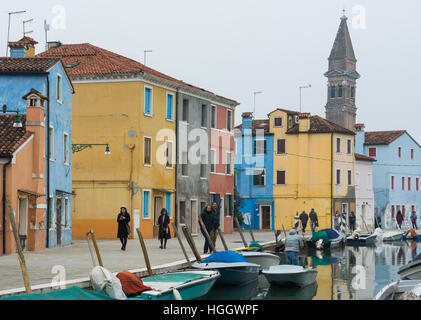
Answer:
355;153;376;231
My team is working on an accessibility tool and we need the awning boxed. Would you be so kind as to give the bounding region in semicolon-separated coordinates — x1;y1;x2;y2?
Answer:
56;189;75;196
255;200;274;206
152;188;175;194
18;189;45;198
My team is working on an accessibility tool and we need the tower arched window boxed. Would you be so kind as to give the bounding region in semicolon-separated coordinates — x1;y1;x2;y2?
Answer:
338;85;343;98
351;86;355;99
330;86;336;99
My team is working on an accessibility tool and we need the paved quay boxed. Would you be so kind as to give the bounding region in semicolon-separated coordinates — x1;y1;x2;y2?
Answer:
0;230;280;294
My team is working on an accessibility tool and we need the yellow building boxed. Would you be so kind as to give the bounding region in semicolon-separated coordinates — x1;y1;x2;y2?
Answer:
268;109;355;230
39;43;185;239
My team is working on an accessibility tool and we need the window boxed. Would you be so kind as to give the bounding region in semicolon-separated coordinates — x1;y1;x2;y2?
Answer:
417;178;419;191
402;177;405;190
200;154;207;178
165;193;171;219
277;139;286;155
277;170;286;185
49;197;55;230
63;133;69;164
30;98;37;106
369;147;377;157
398;147;402;158
254;139;266;155
166;93;174;120
64;197;69;228
274;117;283;127
356;172;360;188
226;152;232;175
411;149;414;160
367;173;372;190
143;191;150;219
336;169;341;185
49;126;54;160
211;106;216;129
330;86;335;99
336;138;341;153
253;169;266;186
408;177;411;191
227;110;232;132
225;194;233;216
144;87;152;116
57;75;62;102
182;99;189;122
144;137;152;165
166;141;173;168
348;170;352;185
179;201;186;224
391;205;395;219
347;139;352;154
210;150;216;173
201;104;208;127
391;176;395;190
338;85;343;98
351;87;355;99
181;152;188;176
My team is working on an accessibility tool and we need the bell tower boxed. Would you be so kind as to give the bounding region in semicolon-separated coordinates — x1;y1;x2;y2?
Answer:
325;14;360;131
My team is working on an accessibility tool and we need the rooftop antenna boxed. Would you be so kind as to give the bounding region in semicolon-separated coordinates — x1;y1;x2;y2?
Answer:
253;91;263;119
23;18;34;37
6;10;26;56
44;20;50;51
144;49;153;66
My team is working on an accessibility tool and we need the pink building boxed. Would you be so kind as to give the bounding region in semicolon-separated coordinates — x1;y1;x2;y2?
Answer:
209;103;235;234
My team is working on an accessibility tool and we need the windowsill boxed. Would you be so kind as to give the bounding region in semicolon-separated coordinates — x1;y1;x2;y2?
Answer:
275;184;286;186
181;175;189;178
144;113;153;118
144;164;152;167
166;166;174;170
49;158;56;162
276;153;286;156
200;177;207;180
253;185;266;188
57;100;63;105
64;162;70;166
166;118;174;122
201;126;208;130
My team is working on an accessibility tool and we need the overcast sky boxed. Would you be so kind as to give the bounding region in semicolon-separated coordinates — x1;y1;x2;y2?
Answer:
1;0;421;141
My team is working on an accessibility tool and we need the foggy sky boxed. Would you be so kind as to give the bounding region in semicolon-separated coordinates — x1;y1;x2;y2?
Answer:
1;0;420;141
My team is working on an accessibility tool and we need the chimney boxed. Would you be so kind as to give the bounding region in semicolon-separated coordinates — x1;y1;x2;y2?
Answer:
354;123;365;154
241;112;253;131
9;37;38;57
47;41;62;50
298;113;311;132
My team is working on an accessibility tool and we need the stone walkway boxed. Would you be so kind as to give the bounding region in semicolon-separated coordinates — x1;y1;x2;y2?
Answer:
0;230;280;292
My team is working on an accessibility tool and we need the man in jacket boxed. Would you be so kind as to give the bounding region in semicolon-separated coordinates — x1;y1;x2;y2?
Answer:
200;205;215;254
309;208;319;232
210;202;220;249
299;210;309;234
285;229;304;265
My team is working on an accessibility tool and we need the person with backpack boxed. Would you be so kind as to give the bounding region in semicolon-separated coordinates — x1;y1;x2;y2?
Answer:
410;211;418;230
299;210;309;234
309;208;319;232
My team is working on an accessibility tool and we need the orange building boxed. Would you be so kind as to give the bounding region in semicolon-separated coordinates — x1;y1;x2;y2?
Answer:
0;90;47;254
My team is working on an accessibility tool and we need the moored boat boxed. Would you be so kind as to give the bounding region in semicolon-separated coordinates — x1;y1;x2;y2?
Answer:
398;256;421;280
346;234;377;246
382;231;404;242
306;229;344;249
374;280;421;300
262;265;318;287
237;251;281;269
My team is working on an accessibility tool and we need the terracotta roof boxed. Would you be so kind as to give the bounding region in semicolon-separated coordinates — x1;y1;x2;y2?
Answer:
235;119;271;135
364;131;406;146
38;43;238;105
287;115;355;135
8;36;38;48
22;88;49;101
0;57;60;73
355;153;376;162
0;115;32;156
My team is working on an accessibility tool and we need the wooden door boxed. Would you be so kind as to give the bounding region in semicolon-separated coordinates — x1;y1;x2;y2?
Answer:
261;206;271;230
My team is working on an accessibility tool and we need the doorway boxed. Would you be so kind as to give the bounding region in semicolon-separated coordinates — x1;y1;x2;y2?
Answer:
18;196;28;250
154;196;163;238
56;197;62;247
261;206;271;230
190;200;198;235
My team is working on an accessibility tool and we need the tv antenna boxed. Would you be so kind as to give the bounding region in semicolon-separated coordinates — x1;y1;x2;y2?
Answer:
44;20;50;51
6;10;26;56
23;19;34;37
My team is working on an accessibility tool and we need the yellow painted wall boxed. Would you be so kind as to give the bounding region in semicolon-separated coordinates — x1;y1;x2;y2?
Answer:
269;110;355;230
71;80;176;239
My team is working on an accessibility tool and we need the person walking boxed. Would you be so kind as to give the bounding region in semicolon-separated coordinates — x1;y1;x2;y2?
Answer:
284;229;304;266
210;202;220;249
299;210;309;235
158;208;171;249
117;206;131;251
349;211;356;232
410;211;418;230
396;210;404;231
200;205;215;254
309;208;319;232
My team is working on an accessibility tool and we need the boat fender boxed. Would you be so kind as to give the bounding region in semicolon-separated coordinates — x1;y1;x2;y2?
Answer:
173;288;182;300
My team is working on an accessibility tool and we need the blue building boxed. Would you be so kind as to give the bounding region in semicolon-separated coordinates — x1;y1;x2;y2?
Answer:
234;112;274;230
355;126;421;229
0;37;74;248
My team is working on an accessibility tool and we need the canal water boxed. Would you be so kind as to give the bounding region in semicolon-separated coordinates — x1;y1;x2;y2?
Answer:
201;241;421;300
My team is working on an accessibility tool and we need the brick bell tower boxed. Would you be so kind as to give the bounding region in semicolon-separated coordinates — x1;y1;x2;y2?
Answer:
325;13;360;131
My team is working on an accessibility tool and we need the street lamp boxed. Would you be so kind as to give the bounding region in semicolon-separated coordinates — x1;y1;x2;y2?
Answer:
6;10;26;56
72;143;111;155
253;91;263;118
2;104;23;127
299;84;312;113
144;50;153;66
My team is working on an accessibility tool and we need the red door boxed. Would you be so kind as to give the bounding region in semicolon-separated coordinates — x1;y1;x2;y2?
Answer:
261;206;271;230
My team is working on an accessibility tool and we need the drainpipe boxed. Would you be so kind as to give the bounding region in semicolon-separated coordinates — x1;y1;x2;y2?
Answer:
175;88;180;227
331;132;334;229
2;156;13;254
46;74;50;248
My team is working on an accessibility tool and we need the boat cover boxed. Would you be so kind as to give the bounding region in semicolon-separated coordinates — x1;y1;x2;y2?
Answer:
116;271;152;297
202;251;249;263
319;229;340;240
311;231;329;244
0;286;117;300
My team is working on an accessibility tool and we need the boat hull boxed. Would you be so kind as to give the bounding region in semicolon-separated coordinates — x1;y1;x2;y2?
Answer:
239;252;281;269
346;234;377;246
374;280;421;300
192;262;260;286
262;265;318;287
403;235;421;242
398;260;421;280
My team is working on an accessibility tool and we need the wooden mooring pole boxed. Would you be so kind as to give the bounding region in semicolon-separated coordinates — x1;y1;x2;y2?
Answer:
87;230;103;267
247;216;256;243
234;216;248;248
171;223;192;268
217;228;229;251
136;228;153;276
198;216;216;253
181;225;202;262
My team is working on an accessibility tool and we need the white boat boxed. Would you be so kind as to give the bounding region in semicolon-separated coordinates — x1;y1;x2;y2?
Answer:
237;251;281;269
398;256;421;280
262;265;318;287
374;280;421;300
383;230;404;242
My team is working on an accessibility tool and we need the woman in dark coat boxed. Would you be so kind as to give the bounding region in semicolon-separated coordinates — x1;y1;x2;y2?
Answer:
117;206;131;251
158;208;171;249
396;210;404;230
